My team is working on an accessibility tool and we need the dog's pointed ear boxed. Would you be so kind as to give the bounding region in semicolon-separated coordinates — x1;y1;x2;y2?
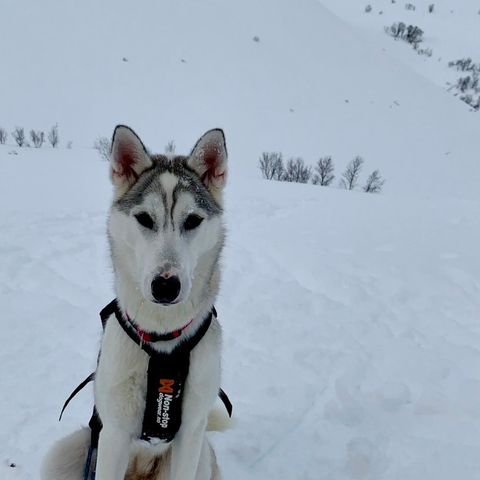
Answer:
188;129;227;195
110;125;153;196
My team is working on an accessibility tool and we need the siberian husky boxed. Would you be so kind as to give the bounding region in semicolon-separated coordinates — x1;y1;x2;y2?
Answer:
41;126;229;480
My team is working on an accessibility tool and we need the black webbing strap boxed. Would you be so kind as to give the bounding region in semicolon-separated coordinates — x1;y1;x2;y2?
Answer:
218;388;233;418
58;372;95;421
88;407;102;448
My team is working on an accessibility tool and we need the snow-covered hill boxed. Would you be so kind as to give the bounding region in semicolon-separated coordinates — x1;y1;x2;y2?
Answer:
1;0;479;197
1;1;480;479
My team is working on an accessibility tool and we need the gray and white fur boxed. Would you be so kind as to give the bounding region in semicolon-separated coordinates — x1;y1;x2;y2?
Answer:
41;125;229;480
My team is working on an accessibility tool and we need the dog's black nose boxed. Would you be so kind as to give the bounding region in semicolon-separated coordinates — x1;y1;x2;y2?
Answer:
151;275;181;304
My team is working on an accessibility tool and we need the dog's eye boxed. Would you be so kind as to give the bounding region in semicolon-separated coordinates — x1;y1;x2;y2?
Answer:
135;212;154;230
184;214;203;231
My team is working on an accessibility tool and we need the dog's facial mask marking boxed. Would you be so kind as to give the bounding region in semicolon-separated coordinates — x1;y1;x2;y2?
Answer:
109;127;227;307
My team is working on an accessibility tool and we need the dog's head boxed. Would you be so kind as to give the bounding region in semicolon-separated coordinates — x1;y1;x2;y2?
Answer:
108;125;227;307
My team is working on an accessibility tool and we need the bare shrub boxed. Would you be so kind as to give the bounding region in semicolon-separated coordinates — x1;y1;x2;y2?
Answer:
428;4;434;13
449;58;475;72
406;25;424;47
48;124;59;148
365;4;372;13
164;140;176;154
282;157;312;183
66;141;73;149
30;130;45;148
0;128;7;144
448;58;480;110
312;156;335;186
259;152;284;180
405;3;415;10
417;47;433;57
12;127;25;147
387;21;406;39
385;23;424;48
363;170;385;193
93;136;111;161
340;156;364;190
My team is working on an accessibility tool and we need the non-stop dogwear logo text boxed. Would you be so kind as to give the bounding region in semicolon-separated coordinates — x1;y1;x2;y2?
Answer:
157;379;175;428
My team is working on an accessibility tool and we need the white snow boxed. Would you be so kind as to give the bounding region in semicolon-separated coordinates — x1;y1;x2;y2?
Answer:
1;0;480;479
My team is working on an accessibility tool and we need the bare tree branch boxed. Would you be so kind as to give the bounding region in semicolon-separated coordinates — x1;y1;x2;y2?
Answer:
312;156;335;186
340;156;364;190
12;127;25;147
259;152;284;180
363;169;385;193
283;157;312;183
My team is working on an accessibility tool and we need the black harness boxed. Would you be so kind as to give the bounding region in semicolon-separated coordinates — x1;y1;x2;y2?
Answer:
59;299;232;479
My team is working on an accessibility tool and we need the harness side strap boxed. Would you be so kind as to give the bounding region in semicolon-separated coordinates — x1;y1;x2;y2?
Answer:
99;299;118;329
58;372;95;421
218;388;233;417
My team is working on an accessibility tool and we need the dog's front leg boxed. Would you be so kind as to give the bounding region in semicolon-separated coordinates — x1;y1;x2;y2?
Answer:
95;427;131;480
170;419;208;480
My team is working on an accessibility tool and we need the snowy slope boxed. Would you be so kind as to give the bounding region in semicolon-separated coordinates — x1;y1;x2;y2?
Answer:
1;0;479;197
1;147;480;480
319;0;480;99
2;0;480;479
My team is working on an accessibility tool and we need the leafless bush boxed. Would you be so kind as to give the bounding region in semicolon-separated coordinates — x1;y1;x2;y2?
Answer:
93;136;111;161
405;3;415;10
385;23;424;49
448;58;477;72
48;124;59;148
417;47;433;57
165;140;176;154
406;26;424;47
282;157;312;183
387;21;406;39
448;58;480;110
363;170;385;193
0;128;7;144
428;4;434;13
30;130;45;148
12;127;25;147
66;141;73;149
340;156;364;190
312;156;335;186
365;4;372;13
259;152;284;180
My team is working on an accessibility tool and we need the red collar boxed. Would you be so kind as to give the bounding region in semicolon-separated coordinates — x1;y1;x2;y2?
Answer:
125;313;194;342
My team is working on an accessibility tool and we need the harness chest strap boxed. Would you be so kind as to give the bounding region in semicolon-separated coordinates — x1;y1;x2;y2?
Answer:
112;300;214;443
